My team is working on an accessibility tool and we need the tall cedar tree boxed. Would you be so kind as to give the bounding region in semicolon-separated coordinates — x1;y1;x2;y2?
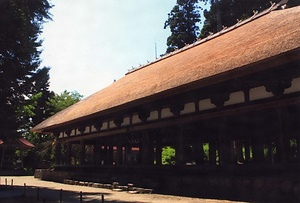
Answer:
18;68;54;137
200;0;300;38
164;0;201;53
0;0;52;139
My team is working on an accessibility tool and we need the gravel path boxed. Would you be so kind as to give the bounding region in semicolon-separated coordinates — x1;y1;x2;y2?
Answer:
0;176;246;203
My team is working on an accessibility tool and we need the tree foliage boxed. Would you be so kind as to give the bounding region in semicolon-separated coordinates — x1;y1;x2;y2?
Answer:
0;0;52;139
17;68;54;135
200;0;300;38
165;0;300;50
0;0;84;171
47;90;83;116
23;90;83;170
162;146;175;165
164;0;201;53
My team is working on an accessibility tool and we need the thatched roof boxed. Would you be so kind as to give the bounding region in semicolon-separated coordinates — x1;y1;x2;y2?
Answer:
32;5;300;133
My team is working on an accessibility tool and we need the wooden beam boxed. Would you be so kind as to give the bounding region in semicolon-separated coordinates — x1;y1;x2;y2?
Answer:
57;95;300;143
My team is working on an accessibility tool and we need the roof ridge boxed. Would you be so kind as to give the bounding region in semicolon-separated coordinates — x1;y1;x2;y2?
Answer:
126;0;288;75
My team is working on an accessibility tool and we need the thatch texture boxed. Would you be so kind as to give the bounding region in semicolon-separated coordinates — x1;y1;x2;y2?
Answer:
32;6;300;133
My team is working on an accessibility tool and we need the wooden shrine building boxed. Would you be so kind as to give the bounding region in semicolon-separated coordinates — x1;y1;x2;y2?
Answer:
0;137;34;170
33;4;300;201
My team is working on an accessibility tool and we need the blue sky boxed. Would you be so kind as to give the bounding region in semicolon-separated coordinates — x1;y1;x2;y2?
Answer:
41;0;206;97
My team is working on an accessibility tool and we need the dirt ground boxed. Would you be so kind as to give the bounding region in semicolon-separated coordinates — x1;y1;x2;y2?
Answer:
0;176;247;203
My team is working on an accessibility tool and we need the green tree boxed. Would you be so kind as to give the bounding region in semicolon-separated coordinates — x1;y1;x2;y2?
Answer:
200;0;300;38
162;146;175;165
17;68;54;136
23;90;83;171
0;0;52;139
164;0;201;53
47;90;83;115
29;67;55;124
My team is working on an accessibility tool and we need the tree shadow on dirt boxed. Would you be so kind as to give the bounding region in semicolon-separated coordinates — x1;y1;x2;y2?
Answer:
0;185;146;203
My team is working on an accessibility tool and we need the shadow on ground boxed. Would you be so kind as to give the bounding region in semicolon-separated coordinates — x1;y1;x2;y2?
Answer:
0;185;145;203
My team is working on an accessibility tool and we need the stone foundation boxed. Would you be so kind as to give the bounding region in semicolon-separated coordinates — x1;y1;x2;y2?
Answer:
34;168;300;202
34;169;73;182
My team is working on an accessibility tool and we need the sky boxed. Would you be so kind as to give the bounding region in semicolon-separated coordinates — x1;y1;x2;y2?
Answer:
40;0;205;98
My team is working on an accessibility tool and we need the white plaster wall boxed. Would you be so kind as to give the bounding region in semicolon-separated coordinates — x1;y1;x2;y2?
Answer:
284;77;300;94
121;117;130;126
84;126;89;134
147;111;159;121
70;129;76;136
249;86;273;101
91;125;97;132
161;108;173;118
132;114;142;124
101;122;108;130
59;132;64;138
76;129;80;135
224;91;245;106
181;102;196;115
199;99;216;111
109;121;116;128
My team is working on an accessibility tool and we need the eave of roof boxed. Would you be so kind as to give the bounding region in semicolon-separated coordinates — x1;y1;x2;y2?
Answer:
0;138;35;149
32;5;300;133
18;137;35;148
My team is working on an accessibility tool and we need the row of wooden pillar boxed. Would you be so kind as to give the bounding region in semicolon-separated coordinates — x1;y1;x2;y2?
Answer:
54;137;292;167
54;108;295;166
54;136;292;167
55;132;163;166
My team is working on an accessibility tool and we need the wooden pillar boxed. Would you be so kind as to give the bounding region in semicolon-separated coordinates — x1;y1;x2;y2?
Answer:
297;138;300;162
241;122;252;163
108;145;114;165
267;141;274;163
194;140;204;165
125;139;132;166
116;145;123;165
244;140;251;162
142;131;154;165
79;140;86;165
0;147;6;169
175;127;184;166
116;140;123;165
103;145;108;164
219;139;231;165
250;116;265;164
54;141;62;165
209;141;217;165
65;142;72;165
149;137;155;165
276;108;288;163
252;137;264;163
64;131;72;165
93;140;101;165
53;132;62;165
233;140;244;164
142;131;148;165
218;121;231;165
99;145;105;165
155;138;162;166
